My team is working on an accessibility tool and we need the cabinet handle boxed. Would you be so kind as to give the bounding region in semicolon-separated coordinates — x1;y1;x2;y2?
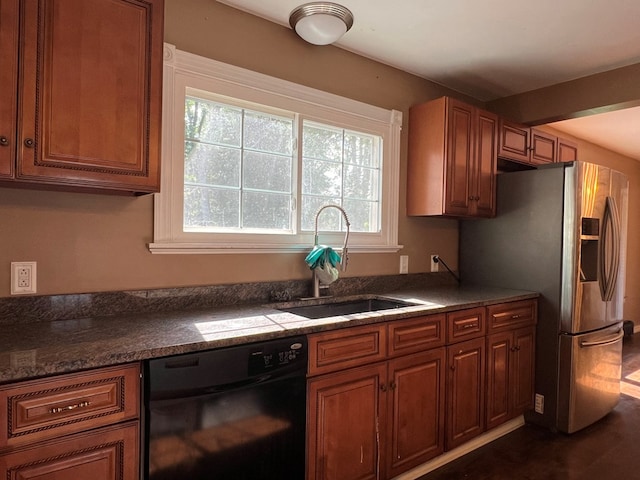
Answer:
511;314;522;319
380;384;387;392
49;400;90;414
390;381;397;390
24;138;35;148
0;136;8;147
462;323;477;329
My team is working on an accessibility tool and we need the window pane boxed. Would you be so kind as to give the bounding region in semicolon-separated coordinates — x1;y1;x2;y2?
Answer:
301;197;342;232
242;192;292;230
185;142;240;187
244;112;293;155
344;132;378;167
244;151;292;192
344;165;379;201
184;186;240;228
343;199;379;232
301;121;382;233
302;158;342;197
303;124;342;162
185;97;241;146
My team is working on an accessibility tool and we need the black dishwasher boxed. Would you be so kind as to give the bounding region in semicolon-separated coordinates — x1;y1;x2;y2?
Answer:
144;336;307;480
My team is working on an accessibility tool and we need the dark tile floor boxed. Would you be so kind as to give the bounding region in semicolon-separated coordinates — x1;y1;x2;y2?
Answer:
418;334;640;480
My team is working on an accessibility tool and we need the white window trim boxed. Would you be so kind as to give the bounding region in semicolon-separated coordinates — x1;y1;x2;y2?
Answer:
149;44;403;254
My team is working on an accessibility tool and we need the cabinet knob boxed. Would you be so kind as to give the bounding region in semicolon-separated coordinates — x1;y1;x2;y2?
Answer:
390;381;397;390
0;136;8;146
24;138;35;148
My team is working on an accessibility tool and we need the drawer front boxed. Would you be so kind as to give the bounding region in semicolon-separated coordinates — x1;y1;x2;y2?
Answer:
447;307;485;343
487;299;537;332
0;363;140;448
308;324;386;376
388;314;445;357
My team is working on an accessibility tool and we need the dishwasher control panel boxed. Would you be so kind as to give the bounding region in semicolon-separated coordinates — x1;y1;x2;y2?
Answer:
248;338;306;375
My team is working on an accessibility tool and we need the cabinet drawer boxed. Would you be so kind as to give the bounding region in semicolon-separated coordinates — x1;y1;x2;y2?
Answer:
0;363;140;448
447;307;485;343
308;324;386;376
0;421;139;480
388;314;445;357
487;299;537;332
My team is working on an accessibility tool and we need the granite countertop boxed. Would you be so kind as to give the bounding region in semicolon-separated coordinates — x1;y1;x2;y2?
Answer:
0;285;538;384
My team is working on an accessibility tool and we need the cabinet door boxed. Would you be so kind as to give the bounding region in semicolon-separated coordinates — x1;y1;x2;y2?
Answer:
498;119;530;163
471;109;497;217
0;0;18;178
307;364;387;480
530;129;557;165
486;331;512;430
557;137;578;162
386;348;445;478
443;98;474;216
0;421;139;480
511;327;536;415
17;0;163;193
446;337;485;450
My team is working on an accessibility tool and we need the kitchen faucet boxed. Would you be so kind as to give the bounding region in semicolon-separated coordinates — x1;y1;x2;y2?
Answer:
310;204;350;298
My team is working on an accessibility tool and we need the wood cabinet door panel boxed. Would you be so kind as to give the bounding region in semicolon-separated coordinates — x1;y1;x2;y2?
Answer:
0;364;140;448
446;337;485;449
512;327;536;414
307;364;386;480
0;421;138;480
386;348;445;478
0;0;18;178
498;120;530;163
388;314;445;357
444;99;473;215
447;307;486;343
486;332;512;430
530;129;557;165
558;137;578;162
17;0;162;193
308;325;386;376
487;299;537;332
473;110;497;217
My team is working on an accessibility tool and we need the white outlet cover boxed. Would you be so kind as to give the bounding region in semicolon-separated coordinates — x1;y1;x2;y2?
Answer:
11;262;37;295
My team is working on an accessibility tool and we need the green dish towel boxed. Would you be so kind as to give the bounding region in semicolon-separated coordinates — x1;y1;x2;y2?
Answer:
305;245;342;285
305;245;341;270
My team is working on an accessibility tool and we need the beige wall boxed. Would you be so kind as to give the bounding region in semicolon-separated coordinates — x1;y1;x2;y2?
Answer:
1;0;639;325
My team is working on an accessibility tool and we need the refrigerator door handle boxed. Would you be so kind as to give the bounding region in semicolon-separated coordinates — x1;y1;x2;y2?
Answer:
599;196;621;302
579;329;624;348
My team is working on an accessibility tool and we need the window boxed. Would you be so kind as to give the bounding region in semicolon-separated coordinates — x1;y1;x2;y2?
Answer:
150;44;402;254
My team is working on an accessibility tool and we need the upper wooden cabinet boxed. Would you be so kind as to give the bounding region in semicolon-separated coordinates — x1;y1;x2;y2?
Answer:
498;120;578;166
408;97;498;218
497;119;530;163
0;0;164;194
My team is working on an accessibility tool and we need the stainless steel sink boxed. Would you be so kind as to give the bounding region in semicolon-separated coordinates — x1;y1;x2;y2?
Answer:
279;297;413;319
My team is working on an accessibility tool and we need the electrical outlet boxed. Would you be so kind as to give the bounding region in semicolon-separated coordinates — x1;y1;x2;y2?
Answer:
399;255;409;274
534;393;544;414
430;254;439;272
11;262;37;295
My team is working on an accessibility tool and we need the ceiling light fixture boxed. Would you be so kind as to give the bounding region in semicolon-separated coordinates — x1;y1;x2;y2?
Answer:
289;2;354;46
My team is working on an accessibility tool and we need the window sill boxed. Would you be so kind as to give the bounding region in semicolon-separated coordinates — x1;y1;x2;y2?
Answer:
148;242;403;255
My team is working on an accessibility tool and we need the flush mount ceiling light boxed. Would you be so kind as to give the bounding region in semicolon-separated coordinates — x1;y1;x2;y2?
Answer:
289;2;354;46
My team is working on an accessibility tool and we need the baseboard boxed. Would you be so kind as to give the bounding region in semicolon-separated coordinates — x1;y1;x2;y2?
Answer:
392;416;525;480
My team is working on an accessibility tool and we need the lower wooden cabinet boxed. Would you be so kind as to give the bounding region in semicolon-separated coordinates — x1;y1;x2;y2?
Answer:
307;300;537;479
486;327;536;430
307;363;386;480
386;349;446;478
0;421;139;480
0;363;141;480
446;337;485;450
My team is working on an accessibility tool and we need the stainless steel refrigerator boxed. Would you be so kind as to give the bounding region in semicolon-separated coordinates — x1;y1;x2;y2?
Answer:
460;161;628;433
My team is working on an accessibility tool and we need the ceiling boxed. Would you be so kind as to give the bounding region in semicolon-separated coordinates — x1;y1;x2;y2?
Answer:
219;0;640;160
